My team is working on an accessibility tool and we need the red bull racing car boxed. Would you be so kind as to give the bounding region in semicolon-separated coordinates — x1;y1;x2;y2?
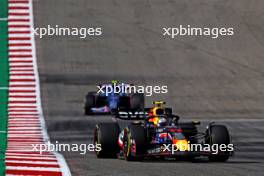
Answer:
94;101;233;161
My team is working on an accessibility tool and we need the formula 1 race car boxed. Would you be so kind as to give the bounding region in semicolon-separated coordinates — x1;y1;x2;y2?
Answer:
84;82;144;115
94;101;233;162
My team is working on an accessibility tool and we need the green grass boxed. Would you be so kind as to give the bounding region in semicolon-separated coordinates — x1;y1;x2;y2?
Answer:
0;0;7;18
0;0;8;174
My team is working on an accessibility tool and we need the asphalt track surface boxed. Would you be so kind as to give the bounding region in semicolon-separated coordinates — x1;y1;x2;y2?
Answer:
34;0;264;175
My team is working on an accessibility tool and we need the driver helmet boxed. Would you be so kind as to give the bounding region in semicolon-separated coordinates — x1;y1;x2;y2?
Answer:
157;117;167;127
155;108;164;115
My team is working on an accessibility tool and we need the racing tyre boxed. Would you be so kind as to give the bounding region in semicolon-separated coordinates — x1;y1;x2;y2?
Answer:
118;96;130;110
94;123;120;158
130;93;144;110
84;92;96;115
123;125;146;161
207;125;231;162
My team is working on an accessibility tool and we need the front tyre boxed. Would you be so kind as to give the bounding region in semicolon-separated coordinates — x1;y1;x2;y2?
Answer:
123;125;146;161
207;125;231;162
94;123;120;158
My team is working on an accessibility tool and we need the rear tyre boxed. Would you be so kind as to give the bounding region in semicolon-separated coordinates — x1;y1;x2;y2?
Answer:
130;93;144;110
84;93;96;115
94;123;120;158
118;96;130;110
123;125;146;161
207;125;230;162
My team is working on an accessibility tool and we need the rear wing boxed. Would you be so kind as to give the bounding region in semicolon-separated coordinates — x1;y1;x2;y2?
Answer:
116;107;173;120
116;110;147;120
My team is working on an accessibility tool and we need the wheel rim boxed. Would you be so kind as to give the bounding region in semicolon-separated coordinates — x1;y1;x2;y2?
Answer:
123;132;131;159
94;128;100;156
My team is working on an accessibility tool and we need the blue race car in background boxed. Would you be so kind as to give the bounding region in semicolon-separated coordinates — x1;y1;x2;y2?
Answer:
84;82;145;115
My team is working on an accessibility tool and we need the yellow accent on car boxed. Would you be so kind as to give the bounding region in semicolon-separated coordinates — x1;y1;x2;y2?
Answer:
152;117;160;125
153;101;166;106
175;140;190;151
